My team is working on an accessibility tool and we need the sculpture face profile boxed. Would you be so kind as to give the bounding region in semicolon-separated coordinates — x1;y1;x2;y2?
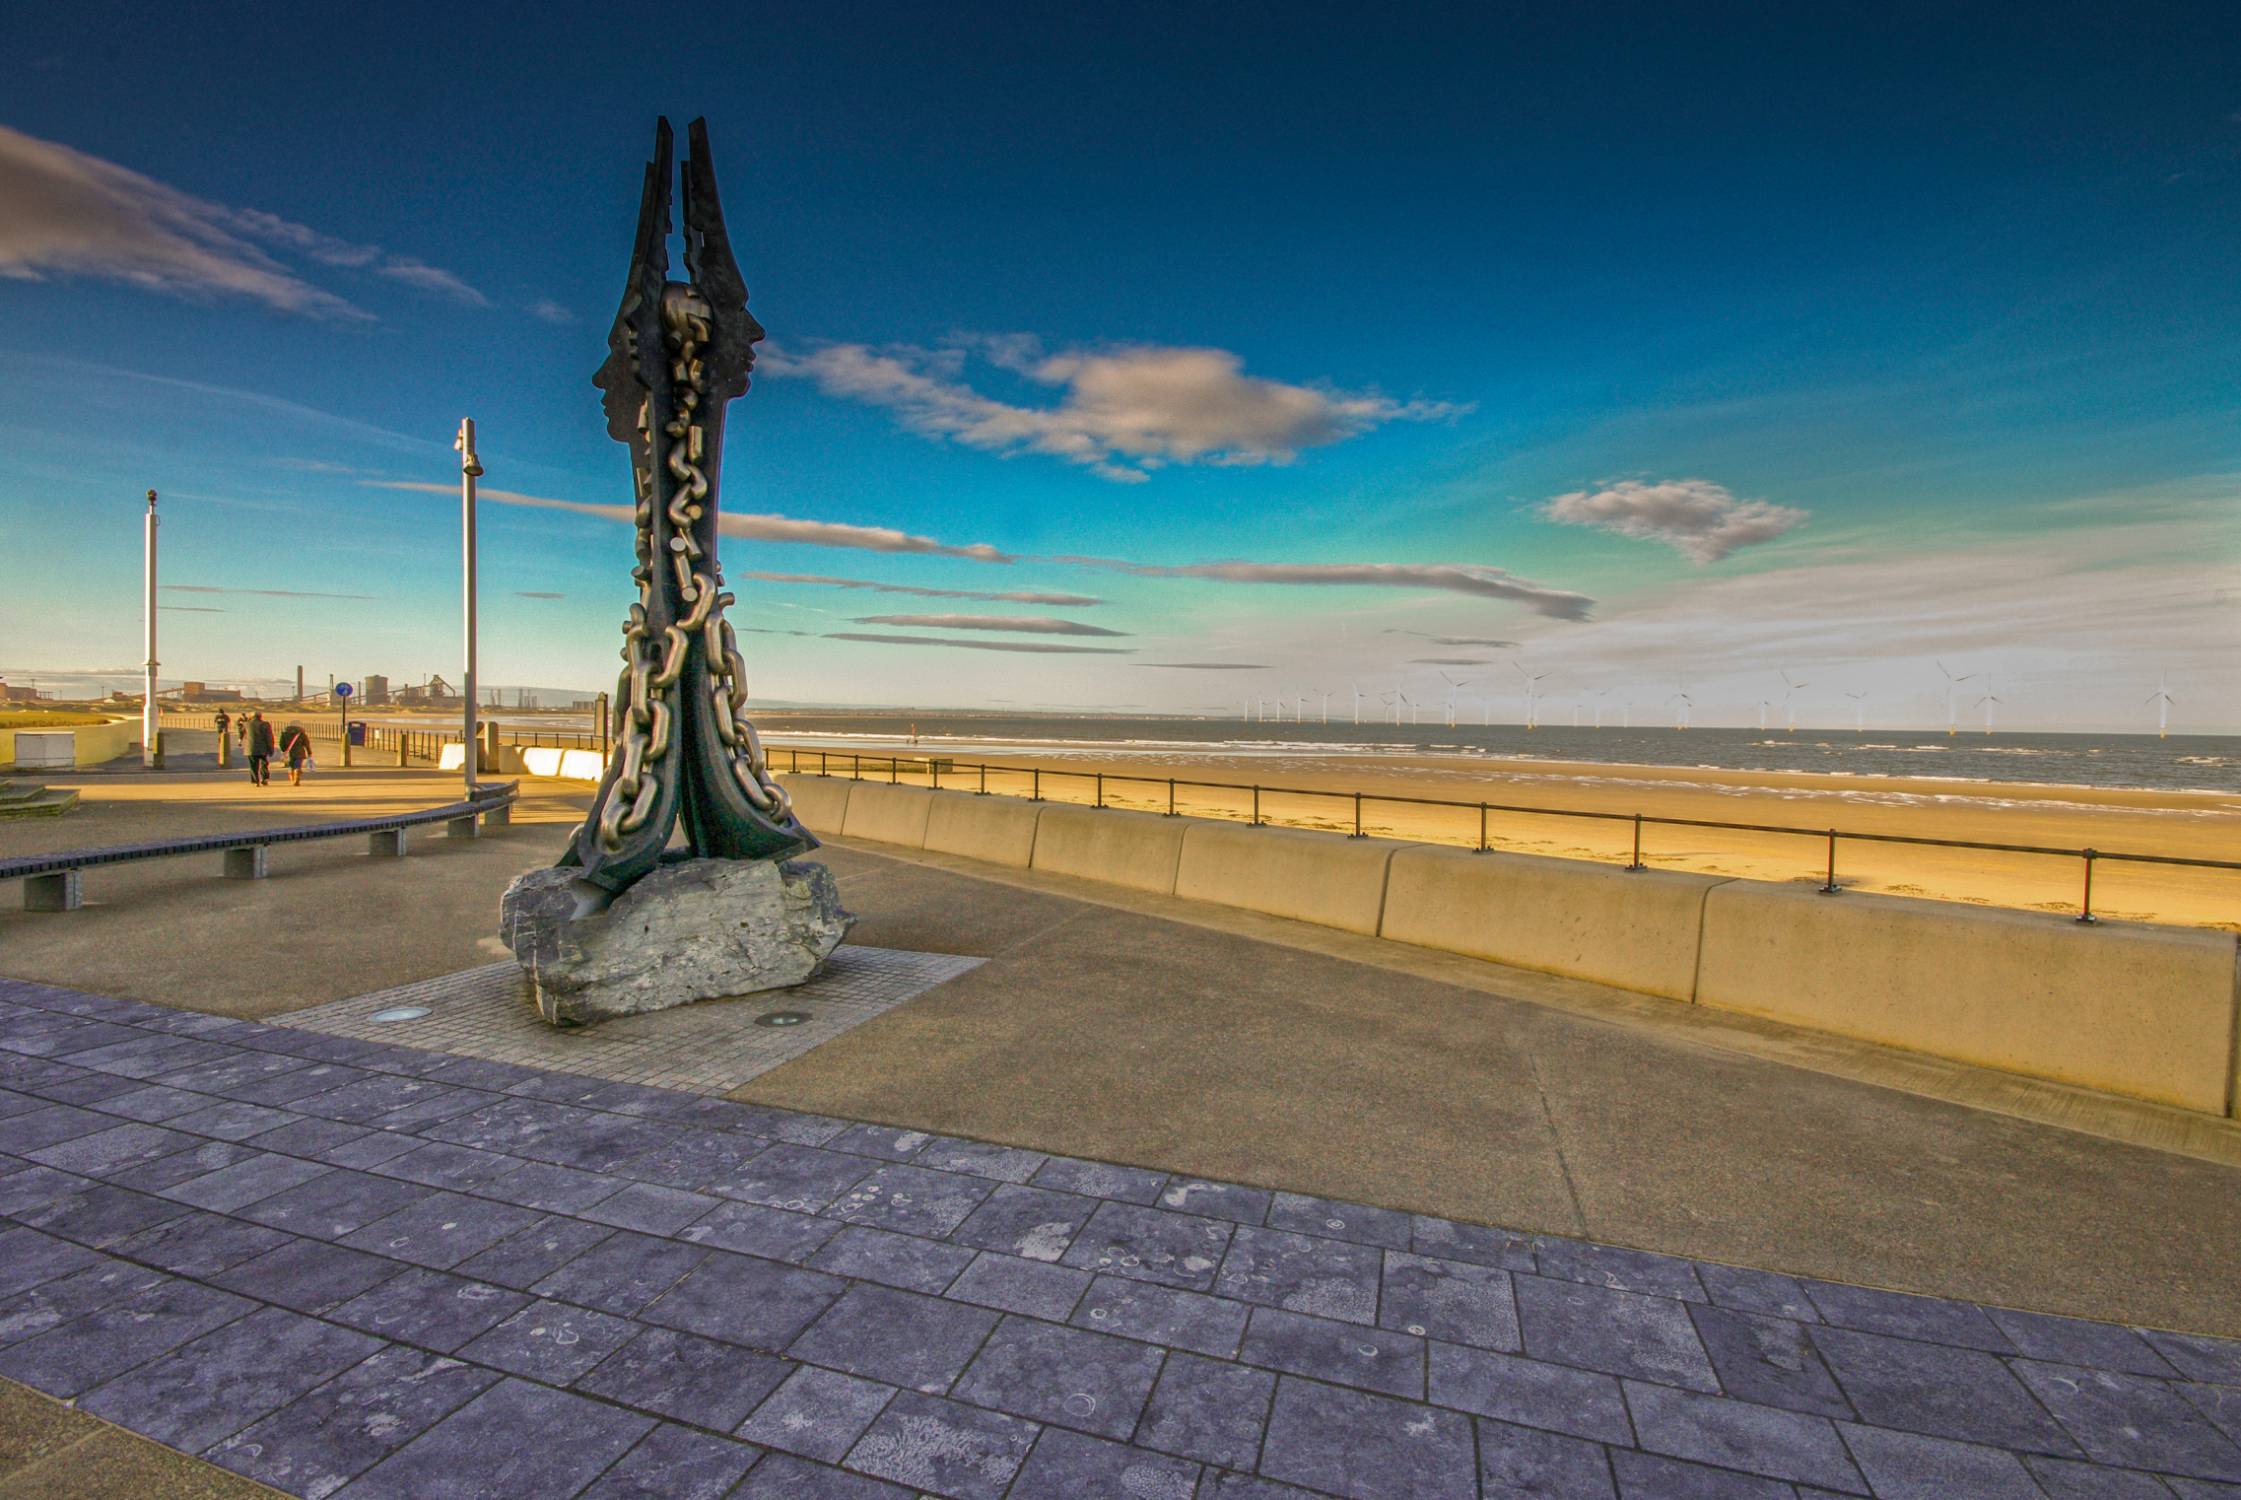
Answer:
564;117;814;892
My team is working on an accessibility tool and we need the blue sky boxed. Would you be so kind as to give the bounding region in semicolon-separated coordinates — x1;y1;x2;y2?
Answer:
2;2;2235;730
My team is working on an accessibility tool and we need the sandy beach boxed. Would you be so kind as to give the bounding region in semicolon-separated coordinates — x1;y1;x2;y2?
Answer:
763;735;2241;930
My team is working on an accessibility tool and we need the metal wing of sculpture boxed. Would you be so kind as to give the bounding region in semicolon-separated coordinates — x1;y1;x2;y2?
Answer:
564;117;814;893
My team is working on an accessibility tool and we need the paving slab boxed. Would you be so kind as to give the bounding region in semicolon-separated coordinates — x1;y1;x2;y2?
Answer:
0;972;2235;1499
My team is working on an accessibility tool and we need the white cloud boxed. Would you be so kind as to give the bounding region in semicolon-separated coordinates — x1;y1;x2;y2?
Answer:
526;298;576;324
365;482;1014;561
852;614;1126;637
366;481;1588;616
1049;557;1594;620
767;335;1469;481
0;124;483;316
825;633;1133;655
1541;479;1807;563
736;571;1102;606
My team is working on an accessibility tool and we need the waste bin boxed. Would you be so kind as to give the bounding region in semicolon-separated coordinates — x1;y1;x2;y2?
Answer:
347;721;367;747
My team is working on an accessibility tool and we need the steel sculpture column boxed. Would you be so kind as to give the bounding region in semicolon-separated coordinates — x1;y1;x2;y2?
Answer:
561;118;814;893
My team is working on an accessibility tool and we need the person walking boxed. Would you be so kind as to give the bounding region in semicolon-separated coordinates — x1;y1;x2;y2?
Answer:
279;722;314;786
212;708;232;769
243;711;275;787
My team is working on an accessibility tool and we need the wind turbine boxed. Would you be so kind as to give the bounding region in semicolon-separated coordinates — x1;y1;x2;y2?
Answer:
1668;690;1694;730
1756;700;1770;733
2148;673;2175;738
1512;661;1551;730
1845;691;1868;732
1936;661;1976;736
1315;687;1333;724
1592;689;1609;729
1351;680;1362;727
1779;669;1808;733
1976;682;2002;735
1438;671;1472;729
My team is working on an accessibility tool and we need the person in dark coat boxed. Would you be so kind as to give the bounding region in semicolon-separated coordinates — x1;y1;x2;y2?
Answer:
244;711;275;786
278;722;313;786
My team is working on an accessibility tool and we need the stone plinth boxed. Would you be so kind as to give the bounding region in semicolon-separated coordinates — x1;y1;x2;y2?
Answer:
500;858;851;1027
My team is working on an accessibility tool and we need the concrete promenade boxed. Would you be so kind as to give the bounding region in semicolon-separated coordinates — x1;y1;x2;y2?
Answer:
5;768;2241;1493
5;975;2241;1499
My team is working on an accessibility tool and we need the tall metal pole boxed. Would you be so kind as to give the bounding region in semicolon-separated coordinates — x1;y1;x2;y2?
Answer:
456;419;483;791
142;489;160;767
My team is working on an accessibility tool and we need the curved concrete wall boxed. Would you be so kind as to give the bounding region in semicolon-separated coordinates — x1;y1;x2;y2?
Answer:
840;782;936;847
1174;823;1399;936
1380;846;1726;1002
779;777;2241;1118
924;791;1043;868
1697;882;2241;1114
1030;805;1189;894
776;775;855;840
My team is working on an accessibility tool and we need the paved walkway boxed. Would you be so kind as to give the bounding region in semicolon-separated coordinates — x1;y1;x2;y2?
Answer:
3;977;2240;1499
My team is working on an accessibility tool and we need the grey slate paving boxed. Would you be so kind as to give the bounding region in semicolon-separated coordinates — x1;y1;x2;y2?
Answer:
737;1365;898;1462
578;1325;793;1431
1010;1426;1201;1498
1476;1417;1617;1499
789;1282;998;1392
577;1422;761;1500
455;1296;639;1384
331;1376;653;1499
810;1222;975;1290
1218;1225;1383;1323
1137;1351;1276;1470
79;1303;381;1453
950;1314;1166;1438
207;1346;500;1499
642;1249;846;1352
845;1389;1040;1499
1260;1376;1478;1500
0;976;2229;1500
946;1249;1090;1318
1062;1198;1234;1290
1239;1306;1427;1398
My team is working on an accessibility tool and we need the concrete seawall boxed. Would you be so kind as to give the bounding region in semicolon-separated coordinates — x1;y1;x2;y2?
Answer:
1381;846;1726;1003
762;775;2241;1117
1695;883;2241;1114
1174;823;1400;935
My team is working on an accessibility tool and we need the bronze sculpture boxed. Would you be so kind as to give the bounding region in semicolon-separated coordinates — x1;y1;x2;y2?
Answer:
562;118;814;892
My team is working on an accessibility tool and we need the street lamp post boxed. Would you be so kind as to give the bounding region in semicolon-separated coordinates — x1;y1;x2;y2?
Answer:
142;489;160;768
456;419;483;792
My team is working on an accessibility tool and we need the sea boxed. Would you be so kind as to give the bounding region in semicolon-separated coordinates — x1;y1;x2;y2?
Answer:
749;713;2241;795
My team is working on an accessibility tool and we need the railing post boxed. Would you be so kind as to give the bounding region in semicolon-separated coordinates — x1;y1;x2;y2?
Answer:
1628;814;1643;871
1251;785;1261;827
1167;778;1176;818
2078;849;2098;924
977;762;987;796
819;749;828;777
852;753;860;780
1031;768;1041;802
1095;773;1105;810
889;756;898;785
1476;803;1488;853
1820;829;1840;894
1351;792;1364;839
931;759;940;791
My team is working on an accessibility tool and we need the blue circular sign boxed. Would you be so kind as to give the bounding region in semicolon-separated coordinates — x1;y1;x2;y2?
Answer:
335;683;354;698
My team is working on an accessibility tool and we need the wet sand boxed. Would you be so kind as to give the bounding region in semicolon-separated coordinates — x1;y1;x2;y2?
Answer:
764;735;2241;930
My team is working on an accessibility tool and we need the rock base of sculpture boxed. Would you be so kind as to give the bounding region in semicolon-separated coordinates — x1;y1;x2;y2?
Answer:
500;858;852;1027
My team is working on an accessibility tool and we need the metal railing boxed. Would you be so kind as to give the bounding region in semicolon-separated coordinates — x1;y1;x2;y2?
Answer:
780;749;2240;925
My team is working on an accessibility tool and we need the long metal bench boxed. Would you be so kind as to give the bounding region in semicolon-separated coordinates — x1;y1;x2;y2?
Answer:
1;782;519;911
